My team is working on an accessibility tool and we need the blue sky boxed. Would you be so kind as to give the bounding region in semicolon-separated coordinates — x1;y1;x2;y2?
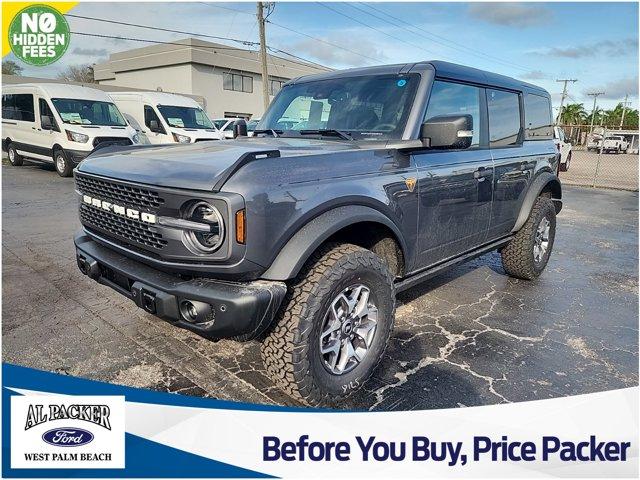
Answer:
11;2;639;111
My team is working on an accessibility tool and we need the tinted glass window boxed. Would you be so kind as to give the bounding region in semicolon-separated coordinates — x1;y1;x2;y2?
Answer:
425;80;481;147
2;94;15;119
524;93;552;140
3;94;35;122
38;98;59;131
488;89;521;147
144;105;165;133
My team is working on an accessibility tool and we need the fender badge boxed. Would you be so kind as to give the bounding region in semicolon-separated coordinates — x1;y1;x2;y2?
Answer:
405;177;417;192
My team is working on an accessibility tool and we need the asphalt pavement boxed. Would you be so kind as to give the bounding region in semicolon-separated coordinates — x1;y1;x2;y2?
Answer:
2;159;638;410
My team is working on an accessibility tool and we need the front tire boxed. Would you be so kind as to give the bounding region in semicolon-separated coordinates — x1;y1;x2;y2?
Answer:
54;149;73;177
7;143;23;166
501;197;556;280
261;243;395;406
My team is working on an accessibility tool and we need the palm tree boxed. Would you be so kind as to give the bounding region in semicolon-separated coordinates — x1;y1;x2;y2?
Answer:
559;103;586;125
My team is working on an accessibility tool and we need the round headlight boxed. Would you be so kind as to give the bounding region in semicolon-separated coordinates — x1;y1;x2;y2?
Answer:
184;201;225;253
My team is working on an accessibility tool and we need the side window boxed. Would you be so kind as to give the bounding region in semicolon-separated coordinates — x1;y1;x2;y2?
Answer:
488;89;522;147
424;80;481;148
144;105;165;133
2;94;16;119
524;93;553;140
13;94;35;122
38;98;59;131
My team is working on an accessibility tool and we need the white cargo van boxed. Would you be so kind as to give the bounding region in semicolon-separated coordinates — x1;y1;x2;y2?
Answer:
2;83;138;177
108;91;223;144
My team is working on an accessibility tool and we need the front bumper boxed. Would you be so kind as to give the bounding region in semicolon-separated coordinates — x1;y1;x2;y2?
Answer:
67;149;91;166
74;232;287;340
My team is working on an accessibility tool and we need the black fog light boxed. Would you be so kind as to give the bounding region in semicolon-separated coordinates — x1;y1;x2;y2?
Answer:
179;300;214;324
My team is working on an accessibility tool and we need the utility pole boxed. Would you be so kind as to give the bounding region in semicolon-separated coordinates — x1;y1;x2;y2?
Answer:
619;94;630;129
555;79;577;125
257;2;270;112
587;92;605;133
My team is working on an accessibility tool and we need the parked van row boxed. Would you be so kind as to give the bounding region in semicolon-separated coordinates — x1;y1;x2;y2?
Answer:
1;83;244;177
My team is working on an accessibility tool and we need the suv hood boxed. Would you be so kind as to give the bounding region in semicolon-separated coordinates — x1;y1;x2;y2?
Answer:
77;137;365;191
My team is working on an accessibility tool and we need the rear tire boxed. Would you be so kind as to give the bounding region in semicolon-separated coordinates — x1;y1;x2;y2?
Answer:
501;197;556;280
260;243;395;406
54;149;73;177
559;152;571;172
7;143;23;166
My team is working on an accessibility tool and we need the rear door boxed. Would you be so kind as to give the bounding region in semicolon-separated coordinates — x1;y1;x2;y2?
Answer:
413;80;494;269
488;90;550;239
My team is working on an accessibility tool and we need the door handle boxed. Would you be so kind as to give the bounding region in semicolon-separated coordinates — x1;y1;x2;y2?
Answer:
473;168;492;180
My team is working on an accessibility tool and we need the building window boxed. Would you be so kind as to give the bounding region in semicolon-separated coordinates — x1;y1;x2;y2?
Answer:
269;79;285;96
223;72;253;93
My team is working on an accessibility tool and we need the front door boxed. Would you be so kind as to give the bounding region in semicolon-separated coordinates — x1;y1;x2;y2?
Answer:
35;96;59;159
413;80;494;270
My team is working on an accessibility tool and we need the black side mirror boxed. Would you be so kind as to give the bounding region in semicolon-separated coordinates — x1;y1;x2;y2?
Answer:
233;119;248;138
41;115;52;130
149;119;160;133
420;114;474;149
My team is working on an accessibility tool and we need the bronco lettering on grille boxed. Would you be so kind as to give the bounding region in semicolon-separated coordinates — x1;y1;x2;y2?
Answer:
82;195;157;224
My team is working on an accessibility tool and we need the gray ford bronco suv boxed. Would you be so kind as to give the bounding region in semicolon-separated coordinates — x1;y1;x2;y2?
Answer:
74;61;561;405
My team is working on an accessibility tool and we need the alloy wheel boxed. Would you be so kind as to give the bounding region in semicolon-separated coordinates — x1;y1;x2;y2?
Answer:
533;217;550;264
319;284;378;375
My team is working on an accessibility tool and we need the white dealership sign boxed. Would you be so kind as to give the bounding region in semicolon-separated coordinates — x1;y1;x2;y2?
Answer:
10;395;125;469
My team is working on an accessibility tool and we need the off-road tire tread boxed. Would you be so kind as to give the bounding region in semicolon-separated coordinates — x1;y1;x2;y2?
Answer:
501;197;555;280
260;242;395;406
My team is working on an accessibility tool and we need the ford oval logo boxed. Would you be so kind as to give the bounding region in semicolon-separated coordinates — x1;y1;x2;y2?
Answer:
42;428;94;447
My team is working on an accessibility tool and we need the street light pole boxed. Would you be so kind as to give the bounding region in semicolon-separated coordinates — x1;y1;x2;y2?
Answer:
587;92;604;133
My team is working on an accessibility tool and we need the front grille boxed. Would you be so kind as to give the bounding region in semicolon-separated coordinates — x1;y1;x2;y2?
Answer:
80;204;167;250
76;175;165;209
92;136;133;148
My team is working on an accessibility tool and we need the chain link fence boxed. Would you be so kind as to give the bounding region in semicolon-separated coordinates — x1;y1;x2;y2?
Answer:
558;125;639;191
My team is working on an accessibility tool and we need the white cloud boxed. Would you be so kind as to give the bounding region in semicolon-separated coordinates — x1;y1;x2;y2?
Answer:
467;3;551;27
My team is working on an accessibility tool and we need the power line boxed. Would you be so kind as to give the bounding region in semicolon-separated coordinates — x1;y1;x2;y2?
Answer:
66;13;254;46
266;19;379;63
357;2;535;73
70;31;326;71
316;2;437;56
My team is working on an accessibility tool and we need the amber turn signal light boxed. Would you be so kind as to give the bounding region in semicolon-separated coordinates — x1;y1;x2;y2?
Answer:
235;209;246;244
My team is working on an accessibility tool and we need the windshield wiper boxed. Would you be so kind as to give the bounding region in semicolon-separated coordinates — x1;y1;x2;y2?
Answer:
299;129;353;141
253;129;282;137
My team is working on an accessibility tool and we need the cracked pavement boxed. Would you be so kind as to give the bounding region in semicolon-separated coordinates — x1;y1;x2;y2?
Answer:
2;160;638;410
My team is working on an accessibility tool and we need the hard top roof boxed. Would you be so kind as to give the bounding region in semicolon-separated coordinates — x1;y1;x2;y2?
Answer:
288;60;549;96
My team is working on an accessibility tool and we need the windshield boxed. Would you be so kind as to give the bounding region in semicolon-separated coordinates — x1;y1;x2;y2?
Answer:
51;98;126;126
157;104;214;129
259;74;419;140
246;119;260;132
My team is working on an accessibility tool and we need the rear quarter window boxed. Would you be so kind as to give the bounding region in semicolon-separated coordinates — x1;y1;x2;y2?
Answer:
524;93;553;140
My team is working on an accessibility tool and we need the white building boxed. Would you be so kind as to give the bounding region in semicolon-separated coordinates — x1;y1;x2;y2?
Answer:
93;37;330;119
